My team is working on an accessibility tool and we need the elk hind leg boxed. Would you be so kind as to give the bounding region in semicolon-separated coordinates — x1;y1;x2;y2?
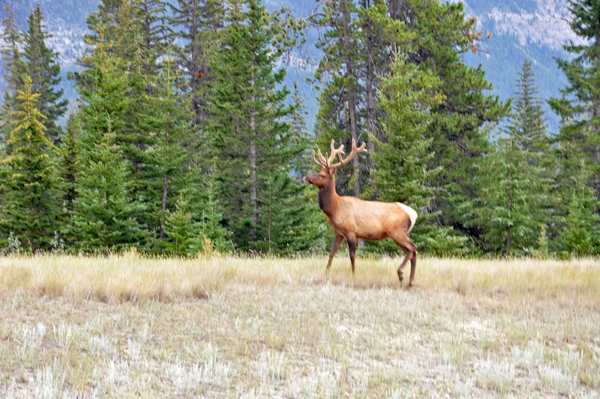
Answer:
347;234;357;274
391;234;417;286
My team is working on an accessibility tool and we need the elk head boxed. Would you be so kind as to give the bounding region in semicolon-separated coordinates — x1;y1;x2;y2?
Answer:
304;139;367;189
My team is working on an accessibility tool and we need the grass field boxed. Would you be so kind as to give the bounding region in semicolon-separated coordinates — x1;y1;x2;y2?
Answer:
0;254;599;398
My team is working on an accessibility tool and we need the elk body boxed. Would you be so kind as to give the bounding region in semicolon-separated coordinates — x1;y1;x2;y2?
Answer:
304;140;419;286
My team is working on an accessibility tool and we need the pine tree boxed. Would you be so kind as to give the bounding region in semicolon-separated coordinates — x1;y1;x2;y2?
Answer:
387;0;508;247
549;0;600;200
257;172;318;254
205;0;307;251
374;52;466;255
470;133;546;256
0;5;24;139
558;159;600;257
289;80;312;184
196;177;231;253
132;0;170;75
22;4;68;143
142;58;196;245
467;60;552;255
70;34;145;251
313;0;364;198
56;114;81;242
163;198;201;256
1;75;58;250
168;0;224;128
513;59;548;153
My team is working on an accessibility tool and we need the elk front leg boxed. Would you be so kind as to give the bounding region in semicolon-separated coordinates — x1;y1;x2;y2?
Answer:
326;235;344;272
347;233;357;274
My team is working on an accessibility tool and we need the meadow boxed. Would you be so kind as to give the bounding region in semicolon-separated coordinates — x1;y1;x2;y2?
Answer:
0;254;599;398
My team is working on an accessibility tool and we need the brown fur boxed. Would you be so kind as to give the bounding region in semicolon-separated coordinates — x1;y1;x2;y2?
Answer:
305;168;418;287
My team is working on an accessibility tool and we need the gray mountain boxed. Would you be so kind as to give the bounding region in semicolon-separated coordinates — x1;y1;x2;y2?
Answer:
0;0;578;132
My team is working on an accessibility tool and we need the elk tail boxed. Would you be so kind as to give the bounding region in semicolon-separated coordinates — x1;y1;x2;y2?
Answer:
397;203;418;234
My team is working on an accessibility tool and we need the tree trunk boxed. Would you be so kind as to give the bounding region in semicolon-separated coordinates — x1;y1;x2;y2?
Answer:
364;0;377;198
340;0;361;198
506;168;512;256
250;67;258;229
159;174;168;239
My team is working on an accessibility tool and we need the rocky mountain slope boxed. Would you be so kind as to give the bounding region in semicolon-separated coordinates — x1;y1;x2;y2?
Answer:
0;0;580;132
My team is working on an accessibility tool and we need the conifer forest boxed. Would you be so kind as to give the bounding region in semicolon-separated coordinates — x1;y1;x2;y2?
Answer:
1;0;599;258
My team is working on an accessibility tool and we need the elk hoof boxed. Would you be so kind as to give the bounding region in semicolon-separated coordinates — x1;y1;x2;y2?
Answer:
397;270;404;282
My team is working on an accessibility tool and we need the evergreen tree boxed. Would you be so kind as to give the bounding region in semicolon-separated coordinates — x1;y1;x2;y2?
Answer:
470;134;547;256
132;0;171;75
142;58;196;245
22;4;68;143
1;75;58;250
70;34;145;251
168;0;224;128
205;0;308;251
549;0;600;199
196;177;232;253
257;172;318;254
56;114;81;242
513;59;549;153
466;60;553;255
558;159;600;257
289;80;312;184
387;0;508;246
313;0;364;198
163;198;201;256
374;52;466;255
0;4;24;139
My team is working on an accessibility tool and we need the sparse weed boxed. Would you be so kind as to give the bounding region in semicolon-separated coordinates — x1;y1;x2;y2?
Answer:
477;358;515;394
0;256;598;397
52;323;73;349
34;366;64;399
539;365;575;396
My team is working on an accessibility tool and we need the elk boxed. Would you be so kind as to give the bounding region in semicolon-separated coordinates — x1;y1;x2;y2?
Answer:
304;139;419;286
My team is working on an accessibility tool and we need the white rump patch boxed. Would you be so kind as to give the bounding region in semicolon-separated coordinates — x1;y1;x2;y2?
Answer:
396;203;418;231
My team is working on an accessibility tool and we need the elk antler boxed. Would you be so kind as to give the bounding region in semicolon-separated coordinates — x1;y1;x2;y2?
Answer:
329;138;367;169
312;139;366;170
312;148;329;170
327;139;345;166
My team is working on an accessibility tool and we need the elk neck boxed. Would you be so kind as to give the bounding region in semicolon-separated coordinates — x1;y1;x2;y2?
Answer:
318;179;338;217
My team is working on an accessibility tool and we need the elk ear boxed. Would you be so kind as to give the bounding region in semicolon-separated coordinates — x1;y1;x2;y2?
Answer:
330;166;337;175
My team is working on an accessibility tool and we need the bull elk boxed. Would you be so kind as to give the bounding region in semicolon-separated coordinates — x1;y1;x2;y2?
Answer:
304;139;419;286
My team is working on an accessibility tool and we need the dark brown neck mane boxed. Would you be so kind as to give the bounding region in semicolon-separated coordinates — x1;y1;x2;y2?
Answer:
318;178;338;217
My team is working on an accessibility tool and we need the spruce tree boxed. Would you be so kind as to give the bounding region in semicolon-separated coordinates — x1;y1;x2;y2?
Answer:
558;159;600;257
56;114;80;242
470;134;546;256
549;0;600;199
1;75;58;250
513;59;549;153
195;176;232;253
313;0;364;198
205;0;307;251
163;198;201;256
168;0;224;128
70;34;145;251
142;58;196;245
0;5;24;139
22;4;68;143
374;52;466;255
289;80;312;184
387;0;508;246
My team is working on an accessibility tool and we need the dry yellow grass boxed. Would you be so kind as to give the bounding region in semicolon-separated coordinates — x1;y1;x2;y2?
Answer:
0;255;599;398
0;254;598;302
